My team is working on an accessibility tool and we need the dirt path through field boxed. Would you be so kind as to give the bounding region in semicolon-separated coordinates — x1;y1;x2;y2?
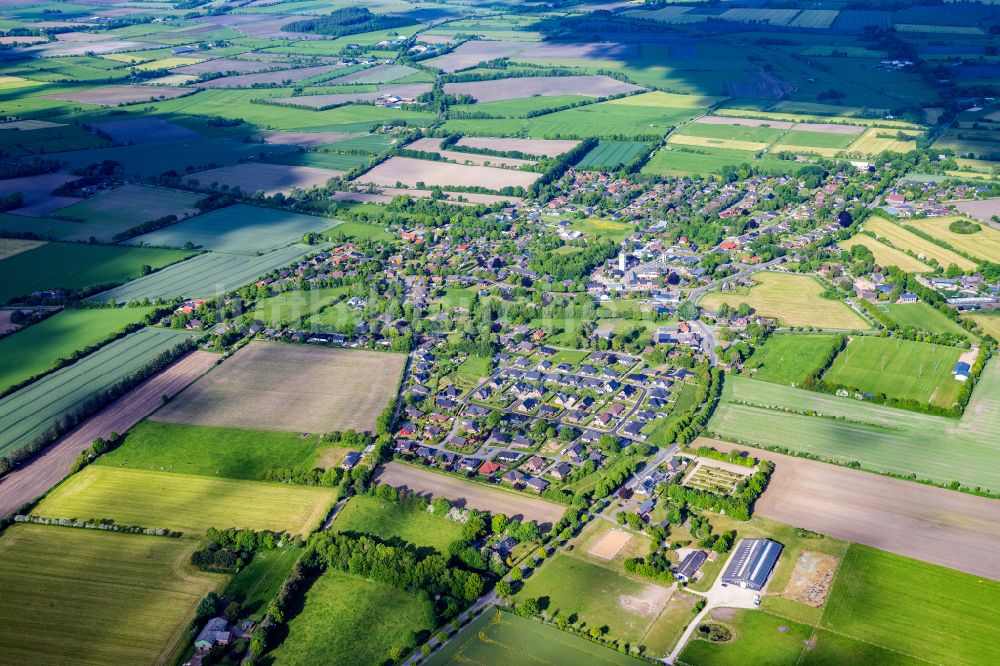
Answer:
703;438;1000;580
0;351;218;517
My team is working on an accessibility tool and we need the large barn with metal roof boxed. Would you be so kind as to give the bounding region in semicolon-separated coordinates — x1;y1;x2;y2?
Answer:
721;538;783;591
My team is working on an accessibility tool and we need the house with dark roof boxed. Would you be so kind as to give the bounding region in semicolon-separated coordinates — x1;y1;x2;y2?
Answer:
721;538;783;591
674;550;707;582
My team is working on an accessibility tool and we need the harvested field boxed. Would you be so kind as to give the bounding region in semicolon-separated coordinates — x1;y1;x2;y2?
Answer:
34;466;337;536
694;115;794;129
668;133;770;152
838;234;932;272
0;238;44;260
442;75;641;103
0;351;216;518
589;528;633;559
950;197;1000;223
0;172;81;218
784;551;839;607
456;136;579;157
405;137;535;168
152;342;404;434
907;215;1000;264
0;119;63;130
196;64;347;89
850;127;918;155
182;162;342;196
90;244;318;303
331;187;522;206
702;438;1000;580
375;461;565;527
865;217;976;270
425;40;534;73
42;85;190;106
791;122;865;135
0;524;224;666
356;156;539;189
269;83;432;109
89;117;201;145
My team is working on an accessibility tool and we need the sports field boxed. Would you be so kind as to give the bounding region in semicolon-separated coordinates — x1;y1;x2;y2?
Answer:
823;336;963;408
90;244;317;302
269;569;433;666
331;494;463;554
0;327;191;457
0;524;224;666
838;234;932;272
0;307;153;392
743;334;843;386
428;609;645;665
129;204;332;254
52;184;200;241
882;302;971;338
864;217;976;270
708;364;1000;490
700;272;867;330
515;552;671;644
0;242;193;304
152;342;405;433
34;466;337;535
97;421;325;480
906;215;1000;263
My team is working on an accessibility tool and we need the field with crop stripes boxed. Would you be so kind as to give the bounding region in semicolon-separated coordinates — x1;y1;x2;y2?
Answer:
0;327;190;456
575;140;650;168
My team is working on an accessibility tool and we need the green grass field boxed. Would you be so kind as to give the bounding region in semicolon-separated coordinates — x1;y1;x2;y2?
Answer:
331;495;463;554
569;217;636;242
883;302;971;338
429;608;646;665
35;466;338;536
269;569;433;666
0;307;153;392
679;608;814;666
451;95;591;118
0;524;224;666
743;334;843;386
323;220;393;241
823;336;963;408
455;354;492;384
0;242;193;304
708;365;1000;491
224;547;302;620
306;299;361;332
264;150;373;171
575;140;651;168
779;129;858;149
642;146;807;177
675;122;786;143
128;204;331;254
0;327;191;457
251;286;349;325
838;234;932;273
700;272;867;330
514;552;670;644
97;421;325;480
820;545;1000;666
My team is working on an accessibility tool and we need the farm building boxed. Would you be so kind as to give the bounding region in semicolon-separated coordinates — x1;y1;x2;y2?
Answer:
721;538;783;591
674;550;707;582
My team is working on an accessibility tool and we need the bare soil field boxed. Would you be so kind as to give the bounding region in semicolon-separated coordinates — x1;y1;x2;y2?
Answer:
182;162;343;195
375;461;566;527
331;187;523;206
261;130;351;147
792;122;865;135
950;197;1000;223
405;137;536;168
784;550;839;607
456;136;579;157
270;83;432;109
170;58;292;75
0;350;217;519
43;85;190;105
356;156;539;189
703;438;1000;581
152;342;404;434
442;75;641;103
425;40;535;73
195;64;346;89
0;172;81;217
519;41;638;62
589;528;633;559
694;115;794;129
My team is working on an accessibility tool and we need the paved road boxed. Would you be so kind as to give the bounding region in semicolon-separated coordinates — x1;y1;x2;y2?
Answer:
0;350;218;518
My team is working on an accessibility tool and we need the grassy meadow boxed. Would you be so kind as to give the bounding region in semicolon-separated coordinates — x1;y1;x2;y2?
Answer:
743;334;843;386
330;495;463;555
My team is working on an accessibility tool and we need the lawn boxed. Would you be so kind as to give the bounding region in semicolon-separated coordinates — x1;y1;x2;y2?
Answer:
251;286;349;325
0;327;191;457
707;367;1000;491
965;311;1000;341
569;217;636;242
323;219;392;241
823;336;963;408
675;122;786;144
34;466;338;536
743;334;844;386
268;569;433;666
331;494;463;554
0;524;224;666
514;552;670;644
838;234;932;272
128;204;332;254
864;217;976;270
883;302;972;338
820;544;1000;666
641;591;700;658
0;242;193;304
97;421;326;480
306;299;361;331
679;608;814;666
455;354;492;384
699;272;868;330
224;547;302;620
428;608;646;666
0;306;152;392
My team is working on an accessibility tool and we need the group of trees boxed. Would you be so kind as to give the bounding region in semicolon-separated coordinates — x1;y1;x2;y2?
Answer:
190;527;290;572
664;460;773;522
